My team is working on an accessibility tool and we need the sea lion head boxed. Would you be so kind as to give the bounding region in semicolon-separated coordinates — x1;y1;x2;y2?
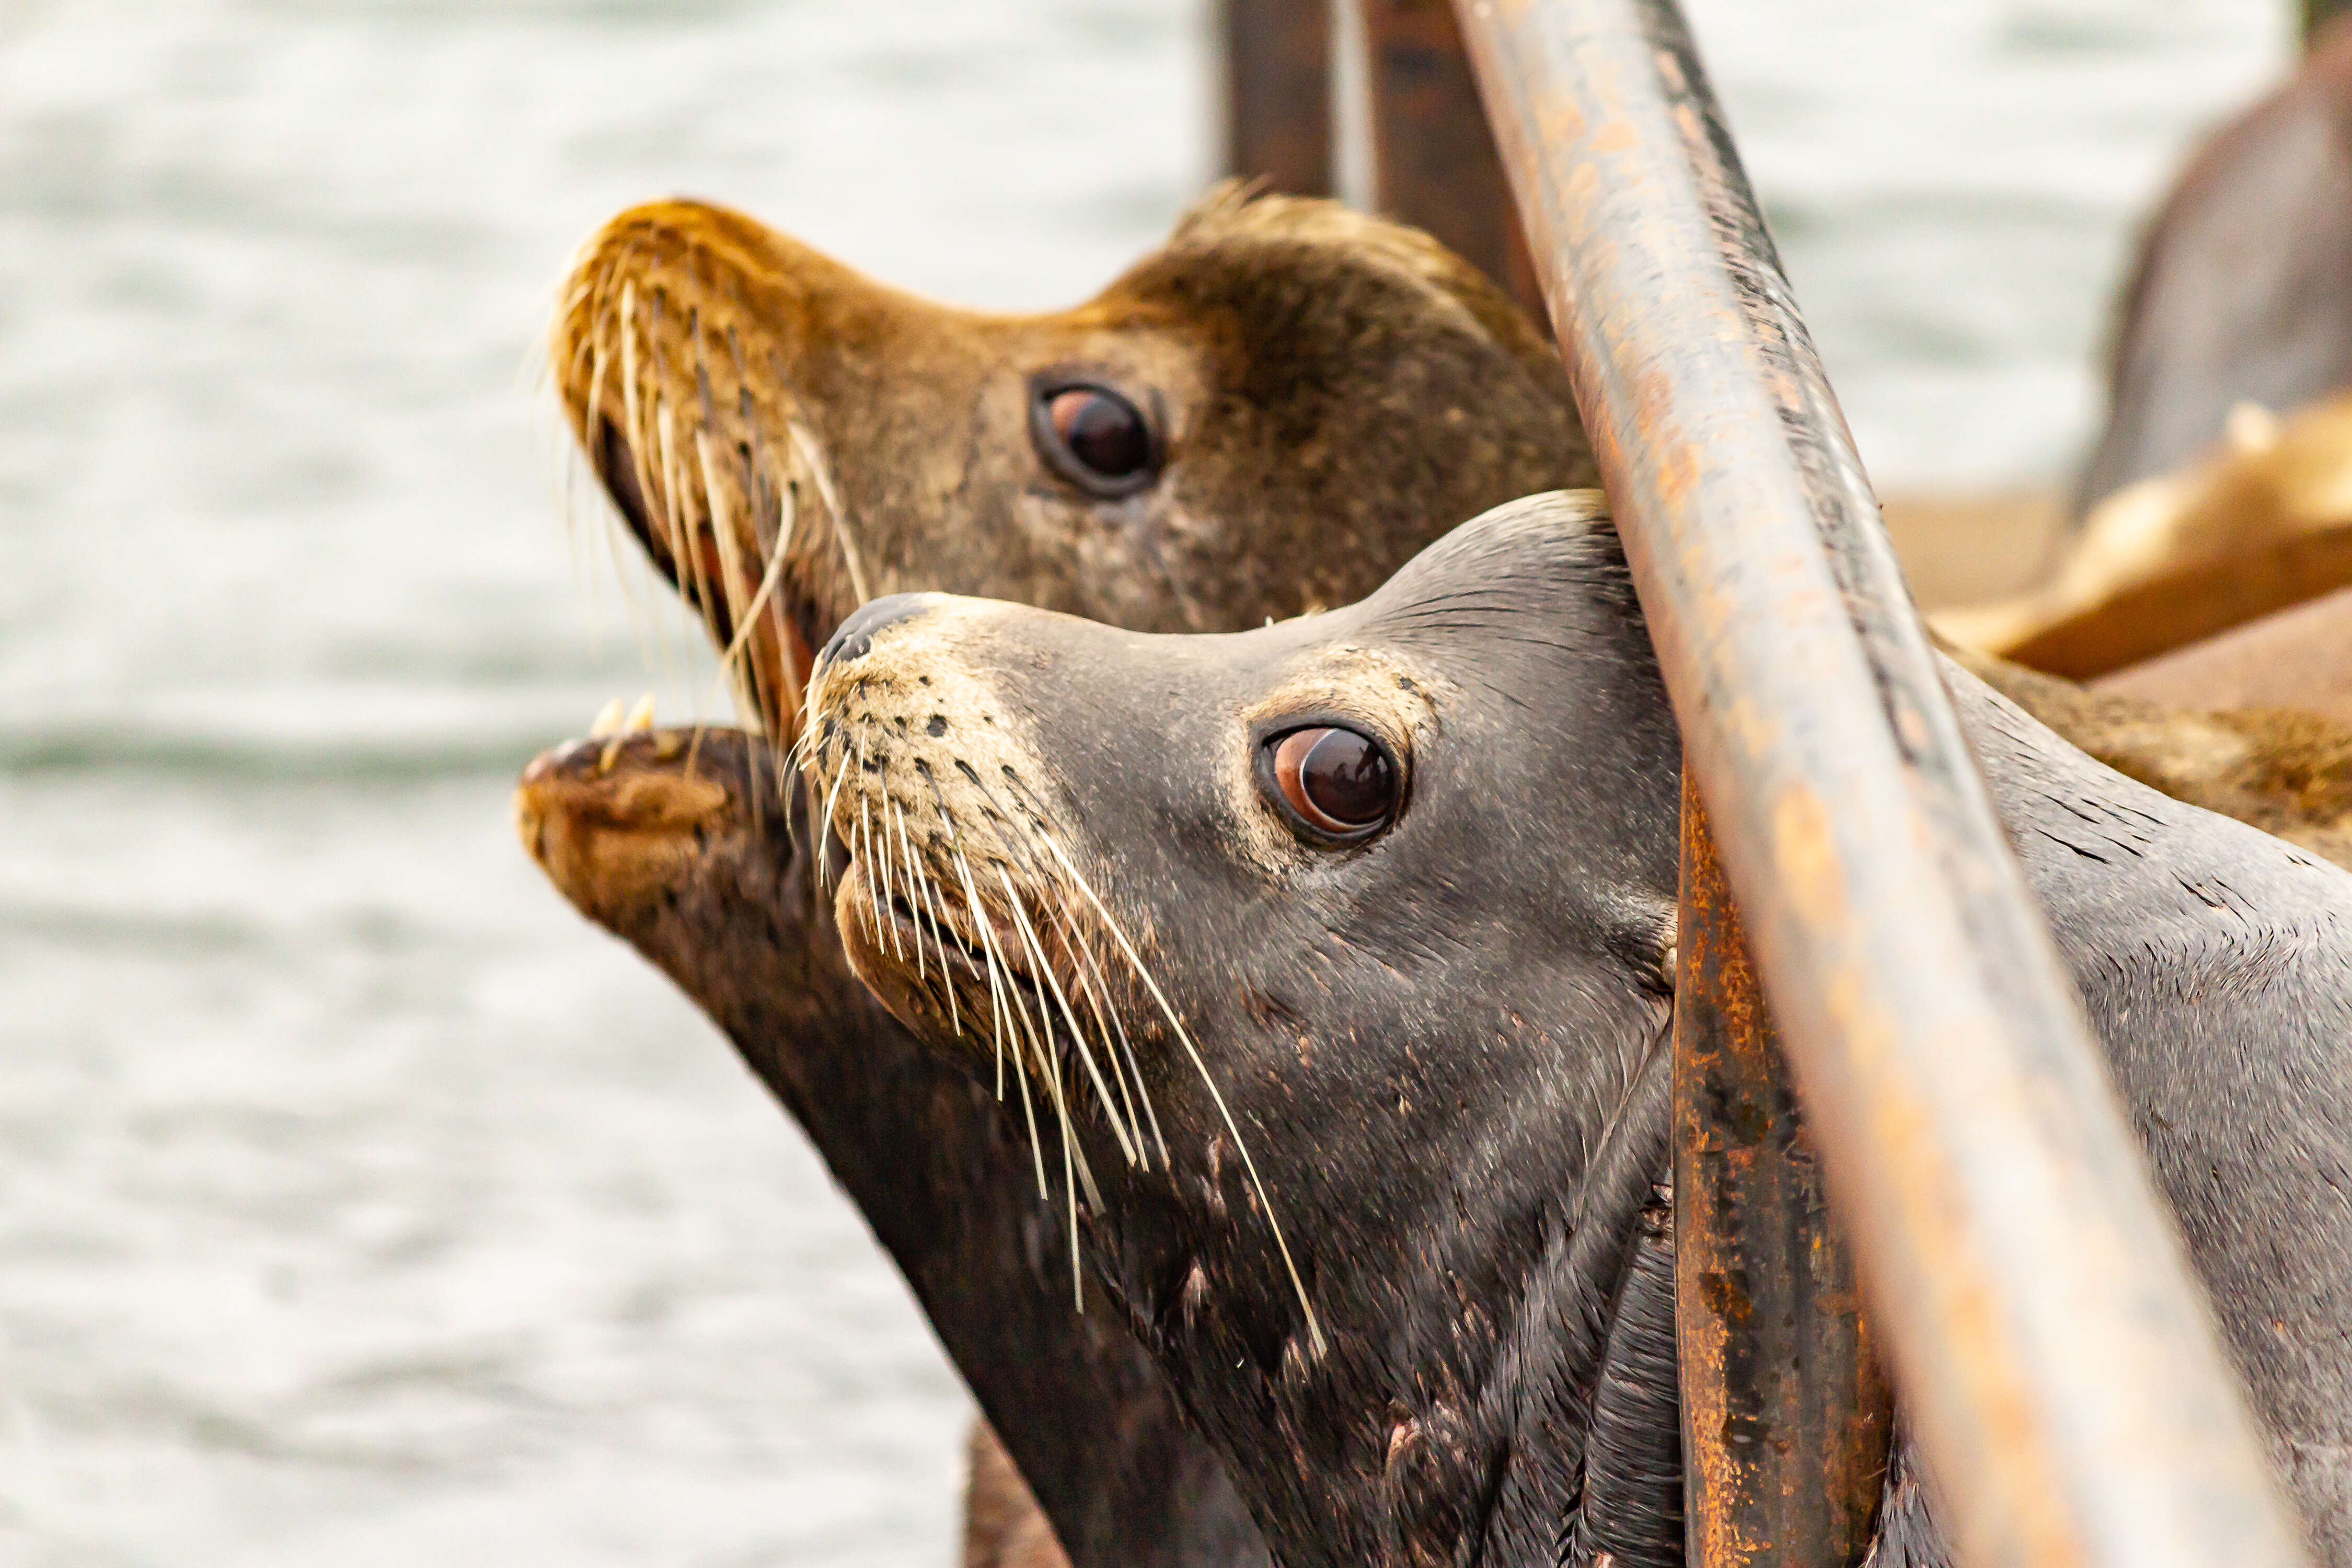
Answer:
798;490;1685;1567
550;185;1590;743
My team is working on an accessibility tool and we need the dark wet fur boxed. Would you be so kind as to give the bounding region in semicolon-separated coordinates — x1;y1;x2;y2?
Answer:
817;493;2352;1566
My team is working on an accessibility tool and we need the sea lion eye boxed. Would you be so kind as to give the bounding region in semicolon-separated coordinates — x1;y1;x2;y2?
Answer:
1031;381;1159;496
1265;726;1398;842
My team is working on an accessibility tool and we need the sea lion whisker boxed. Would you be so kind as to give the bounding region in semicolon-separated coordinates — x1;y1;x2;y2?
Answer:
890;800;929;986
816;735;857;892
1059;908;1169;1169
955;849;1017;1101
694;426;775;736
857;790;893;953
1034;829;1327;1355
785;418;869;605
910;831;962;1038
651;399;710;644
956;849;1059;1204
996;865;1143;1169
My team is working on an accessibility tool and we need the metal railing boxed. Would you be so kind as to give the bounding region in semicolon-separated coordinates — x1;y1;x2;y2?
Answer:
1219;2;2312;1564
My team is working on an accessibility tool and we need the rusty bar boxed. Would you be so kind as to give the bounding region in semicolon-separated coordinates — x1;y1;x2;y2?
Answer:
1218;0;1334;197
1453;3;2307;1567
1358;0;1546;322
1675;771;1892;1567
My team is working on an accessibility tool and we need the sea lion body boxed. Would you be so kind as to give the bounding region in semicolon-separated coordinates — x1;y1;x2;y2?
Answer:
514;727;1264;1568
803;492;2352;1566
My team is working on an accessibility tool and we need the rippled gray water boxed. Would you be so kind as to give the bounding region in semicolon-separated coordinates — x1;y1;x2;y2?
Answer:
0;2;2289;1562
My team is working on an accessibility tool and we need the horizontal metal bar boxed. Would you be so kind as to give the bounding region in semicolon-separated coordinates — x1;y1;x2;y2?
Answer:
1450;2;2307;1565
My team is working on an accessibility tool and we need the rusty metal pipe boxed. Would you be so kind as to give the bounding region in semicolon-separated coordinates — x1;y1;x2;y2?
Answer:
1357;0;1546;322
1675;774;1891;1567
1218;0;1335;197
1451;2;2308;1565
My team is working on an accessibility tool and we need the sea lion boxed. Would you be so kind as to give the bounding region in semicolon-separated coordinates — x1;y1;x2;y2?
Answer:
549;181;1592;747
800;490;2352;1567
2077;16;2352;517
540;185;1595;1568
535;184;2352;1565
1935;388;2352;677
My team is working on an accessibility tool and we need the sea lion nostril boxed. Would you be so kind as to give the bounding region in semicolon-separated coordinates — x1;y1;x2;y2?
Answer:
816;594;931;673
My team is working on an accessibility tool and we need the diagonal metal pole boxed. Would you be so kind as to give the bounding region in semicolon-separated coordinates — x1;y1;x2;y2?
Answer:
1451;2;2310;1565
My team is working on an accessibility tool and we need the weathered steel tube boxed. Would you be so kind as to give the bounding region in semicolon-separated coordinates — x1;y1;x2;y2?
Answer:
1675;775;1890;1567
1451;2;2309;1565
1218;0;1334;197
1357;0;1545;321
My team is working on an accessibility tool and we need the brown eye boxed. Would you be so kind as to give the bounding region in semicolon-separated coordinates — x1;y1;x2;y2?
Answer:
1032;382;1159;495
1267;726;1398;841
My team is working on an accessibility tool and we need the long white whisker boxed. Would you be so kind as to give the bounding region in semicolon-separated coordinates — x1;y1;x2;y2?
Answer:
956;850;1042;1192
785;419;869;604
909;827;962;1037
1035;831;1326;1355
996;866;1140;1168
1062;910;1167;1168
891;801;926;985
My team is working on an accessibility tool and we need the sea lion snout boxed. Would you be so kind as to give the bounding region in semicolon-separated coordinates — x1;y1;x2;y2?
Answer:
817;593;937;673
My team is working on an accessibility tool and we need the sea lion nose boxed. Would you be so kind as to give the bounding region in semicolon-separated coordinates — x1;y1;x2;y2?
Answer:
817;594;931;672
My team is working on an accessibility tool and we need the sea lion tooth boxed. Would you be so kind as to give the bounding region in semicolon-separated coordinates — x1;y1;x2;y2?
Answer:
625;692;656;732
589;696;626;738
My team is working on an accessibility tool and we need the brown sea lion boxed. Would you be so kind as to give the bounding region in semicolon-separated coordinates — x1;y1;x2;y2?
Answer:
514;723;1258;1568
1936;389;2352;677
549;181;1591;747
801;491;2352;1566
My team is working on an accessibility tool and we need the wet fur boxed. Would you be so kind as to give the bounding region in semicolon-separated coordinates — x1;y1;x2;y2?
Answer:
811;493;2352;1566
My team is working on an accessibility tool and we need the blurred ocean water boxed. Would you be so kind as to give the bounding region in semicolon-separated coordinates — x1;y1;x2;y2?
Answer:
0;1;2288;1563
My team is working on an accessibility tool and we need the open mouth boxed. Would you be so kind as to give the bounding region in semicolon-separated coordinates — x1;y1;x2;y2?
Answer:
584;411;836;746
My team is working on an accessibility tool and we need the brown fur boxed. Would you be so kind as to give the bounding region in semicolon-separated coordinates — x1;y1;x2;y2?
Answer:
1957;647;2352;869
549;184;1592;746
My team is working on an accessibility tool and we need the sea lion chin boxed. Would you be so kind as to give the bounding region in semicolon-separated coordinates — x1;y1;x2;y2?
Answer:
803;489;2352;1567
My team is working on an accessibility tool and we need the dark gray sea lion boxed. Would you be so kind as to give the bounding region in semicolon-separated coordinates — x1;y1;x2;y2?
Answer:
801;490;2352;1566
536;186;1596;1567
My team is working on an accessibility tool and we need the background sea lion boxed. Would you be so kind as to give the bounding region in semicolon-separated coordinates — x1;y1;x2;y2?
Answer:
2078;16;2352;519
803;491;2352;1567
549;181;1592;746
